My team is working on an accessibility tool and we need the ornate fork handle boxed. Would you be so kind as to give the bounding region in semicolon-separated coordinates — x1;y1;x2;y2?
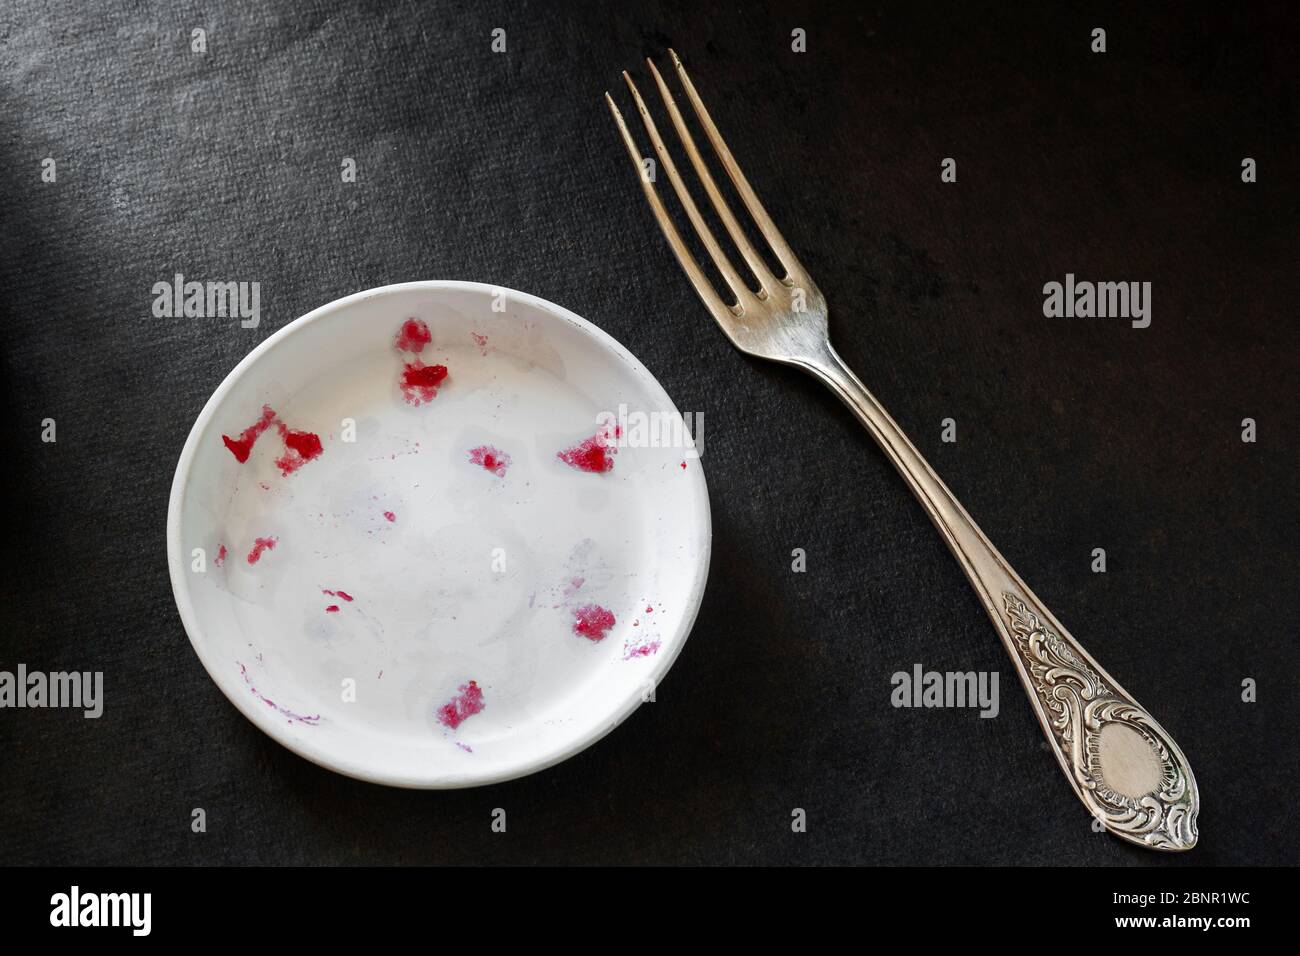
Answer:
799;341;1199;850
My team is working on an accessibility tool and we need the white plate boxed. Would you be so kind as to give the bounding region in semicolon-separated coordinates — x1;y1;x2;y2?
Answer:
167;281;711;787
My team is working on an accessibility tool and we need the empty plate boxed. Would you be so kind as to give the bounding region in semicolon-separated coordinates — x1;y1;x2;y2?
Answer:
167;281;711;787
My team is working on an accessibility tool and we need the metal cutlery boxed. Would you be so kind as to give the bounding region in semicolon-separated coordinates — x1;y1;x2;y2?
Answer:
606;50;1198;850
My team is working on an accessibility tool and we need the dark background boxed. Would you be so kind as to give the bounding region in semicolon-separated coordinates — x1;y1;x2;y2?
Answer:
1;0;1296;866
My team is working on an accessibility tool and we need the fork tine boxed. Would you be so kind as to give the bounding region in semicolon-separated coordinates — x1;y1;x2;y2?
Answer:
667;48;805;287
646;57;782;297
620;70;760;313
604;92;739;325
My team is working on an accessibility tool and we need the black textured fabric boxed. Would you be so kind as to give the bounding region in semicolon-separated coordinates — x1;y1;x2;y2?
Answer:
1;1;1296;866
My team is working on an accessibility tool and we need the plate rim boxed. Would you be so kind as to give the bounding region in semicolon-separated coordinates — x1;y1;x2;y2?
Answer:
166;279;712;788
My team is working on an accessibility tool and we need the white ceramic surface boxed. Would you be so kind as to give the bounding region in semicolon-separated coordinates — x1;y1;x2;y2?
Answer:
167;281;710;787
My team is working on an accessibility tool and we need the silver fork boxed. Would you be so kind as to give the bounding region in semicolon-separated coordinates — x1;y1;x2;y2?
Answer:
606;50;1199;851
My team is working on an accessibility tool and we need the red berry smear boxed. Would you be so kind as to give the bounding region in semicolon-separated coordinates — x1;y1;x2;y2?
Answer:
468;444;511;477
400;360;449;405
222;405;324;477
573;604;616;641
274;425;324;476
394;318;432;353
557;432;616;473
437;680;485;730
222;405;277;463
247;536;277;564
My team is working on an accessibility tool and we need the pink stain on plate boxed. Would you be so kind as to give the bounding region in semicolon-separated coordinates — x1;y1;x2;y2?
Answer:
222;405;325;476
238;662;319;726
468;444;511;477
557;432;616;474
246;536;277;564
400;360;449;405
214;544;227;567
324;605;340;613
322;589;354;602
437;680;485;730
274;424;324;476
383;510;396;523
624;641;661;660
394;318;432;353
573;604;616;642
222;405;277;463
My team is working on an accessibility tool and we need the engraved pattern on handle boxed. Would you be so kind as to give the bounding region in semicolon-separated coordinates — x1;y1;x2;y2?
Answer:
1001;592;1199;850
805;344;1199;851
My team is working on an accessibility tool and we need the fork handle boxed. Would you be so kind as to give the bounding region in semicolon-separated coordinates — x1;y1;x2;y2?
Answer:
799;341;1199;850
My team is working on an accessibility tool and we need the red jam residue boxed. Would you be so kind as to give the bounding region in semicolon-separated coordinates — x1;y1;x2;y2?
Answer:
274;425;324;476
394;318;432;353
222;406;324;477
572;604;616;641
557;432;616;474
468;444;511;477
222;405;277;463
437;680;485;730
246;536;277;564
400;361;449;405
